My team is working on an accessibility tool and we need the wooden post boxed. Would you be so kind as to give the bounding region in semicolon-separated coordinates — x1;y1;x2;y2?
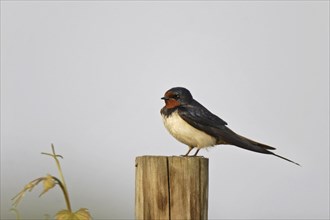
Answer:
135;156;209;220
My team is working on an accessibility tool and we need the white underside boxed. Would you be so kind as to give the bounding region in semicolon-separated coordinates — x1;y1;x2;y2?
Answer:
162;110;216;149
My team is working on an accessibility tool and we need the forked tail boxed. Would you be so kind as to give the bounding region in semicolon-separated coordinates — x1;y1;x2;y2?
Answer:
272;152;300;166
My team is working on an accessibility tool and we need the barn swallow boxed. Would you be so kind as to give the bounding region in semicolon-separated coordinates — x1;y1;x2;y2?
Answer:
160;87;300;166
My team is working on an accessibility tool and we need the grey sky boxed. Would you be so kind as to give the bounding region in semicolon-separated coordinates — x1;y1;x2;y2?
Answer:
1;1;329;219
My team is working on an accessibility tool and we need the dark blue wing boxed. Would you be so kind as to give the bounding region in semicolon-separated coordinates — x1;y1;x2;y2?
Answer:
178;100;227;129
178;100;276;153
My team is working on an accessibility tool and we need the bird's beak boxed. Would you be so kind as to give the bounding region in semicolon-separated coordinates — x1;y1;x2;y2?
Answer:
161;97;169;100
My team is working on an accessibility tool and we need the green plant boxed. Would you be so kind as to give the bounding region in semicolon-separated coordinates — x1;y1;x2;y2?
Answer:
12;144;92;220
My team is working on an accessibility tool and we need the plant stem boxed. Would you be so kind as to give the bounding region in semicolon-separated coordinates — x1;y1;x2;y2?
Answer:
52;176;71;212
50;144;72;212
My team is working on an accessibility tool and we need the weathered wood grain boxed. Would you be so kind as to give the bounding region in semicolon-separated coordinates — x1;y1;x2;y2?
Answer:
135;156;208;220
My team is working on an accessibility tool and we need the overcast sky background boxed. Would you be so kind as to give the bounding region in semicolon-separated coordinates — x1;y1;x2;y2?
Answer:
1;1;329;219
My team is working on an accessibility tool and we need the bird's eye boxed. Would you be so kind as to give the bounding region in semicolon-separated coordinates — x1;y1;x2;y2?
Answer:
172;94;180;100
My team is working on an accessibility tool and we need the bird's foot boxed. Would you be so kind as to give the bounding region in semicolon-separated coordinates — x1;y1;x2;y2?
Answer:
180;154;204;158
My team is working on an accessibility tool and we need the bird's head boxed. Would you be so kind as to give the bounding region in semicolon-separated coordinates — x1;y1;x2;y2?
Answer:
161;87;193;109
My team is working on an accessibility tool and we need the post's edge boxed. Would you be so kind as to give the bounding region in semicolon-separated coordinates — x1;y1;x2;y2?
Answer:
135;155;209;160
